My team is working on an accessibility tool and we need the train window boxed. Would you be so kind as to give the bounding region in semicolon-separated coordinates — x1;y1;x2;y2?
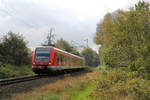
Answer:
65;56;67;65
60;55;63;63
73;58;75;63
57;54;61;65
70;57;72;66
56;54;59;64
63;56;66;65
76;58;78;66
67;56;69;66
73;58;76;66
56;54;62;66
80;61;82;65
63;55;66;65
60;55;64;66
74;59;76;66
60;56;62;65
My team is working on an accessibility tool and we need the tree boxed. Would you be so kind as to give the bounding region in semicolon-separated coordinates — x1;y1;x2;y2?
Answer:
0;32;31;65
55;38;80;56
81;48;100;67
94;1;150;77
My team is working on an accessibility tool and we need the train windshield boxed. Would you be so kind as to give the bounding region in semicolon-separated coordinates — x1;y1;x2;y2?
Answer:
35;48;51;62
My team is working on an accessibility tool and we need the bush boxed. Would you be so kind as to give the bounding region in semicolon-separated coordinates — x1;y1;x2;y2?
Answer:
91;68;150;100
0;64;34;79
0;32;31;65
96;65;111;70
84;66;95;72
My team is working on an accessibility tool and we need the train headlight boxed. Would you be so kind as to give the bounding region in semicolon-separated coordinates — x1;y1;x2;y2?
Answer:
33;62;35;64
49;62;51;65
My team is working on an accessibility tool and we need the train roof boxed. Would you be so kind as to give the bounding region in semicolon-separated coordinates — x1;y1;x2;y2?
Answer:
35;46;84;60
53;47;84;60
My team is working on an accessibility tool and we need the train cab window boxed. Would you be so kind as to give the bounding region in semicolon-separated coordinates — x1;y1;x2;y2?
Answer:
35;47;51;62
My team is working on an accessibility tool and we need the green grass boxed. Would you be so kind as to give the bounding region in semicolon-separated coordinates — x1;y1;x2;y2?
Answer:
21;92;59;100
0;64;34;79
56;81;95;100
69;81;94;100
37;80;95;100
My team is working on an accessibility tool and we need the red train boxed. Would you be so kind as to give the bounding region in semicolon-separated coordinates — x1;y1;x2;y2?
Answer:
32;46;85;74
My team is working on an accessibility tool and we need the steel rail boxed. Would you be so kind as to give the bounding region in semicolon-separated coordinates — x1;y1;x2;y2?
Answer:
0;75;43;86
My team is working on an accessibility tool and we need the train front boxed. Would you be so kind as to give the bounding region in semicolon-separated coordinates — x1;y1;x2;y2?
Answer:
32;47;52;74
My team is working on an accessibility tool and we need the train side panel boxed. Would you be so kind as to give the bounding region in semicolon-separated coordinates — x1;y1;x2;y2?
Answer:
52;48;84;70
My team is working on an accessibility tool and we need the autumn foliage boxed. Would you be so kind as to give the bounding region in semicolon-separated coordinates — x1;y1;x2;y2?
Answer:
94;1;150;78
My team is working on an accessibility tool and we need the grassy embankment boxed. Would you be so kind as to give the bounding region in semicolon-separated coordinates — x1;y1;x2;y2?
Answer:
9;66;150;100
10;70;98;100
0;64;34;79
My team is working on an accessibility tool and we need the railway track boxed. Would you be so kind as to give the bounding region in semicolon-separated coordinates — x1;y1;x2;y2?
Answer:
0;75;43;86
0;69;87;100
0;69;86;87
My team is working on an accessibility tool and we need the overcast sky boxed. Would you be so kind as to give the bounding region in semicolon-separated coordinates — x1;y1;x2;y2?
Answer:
0;0;140;51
